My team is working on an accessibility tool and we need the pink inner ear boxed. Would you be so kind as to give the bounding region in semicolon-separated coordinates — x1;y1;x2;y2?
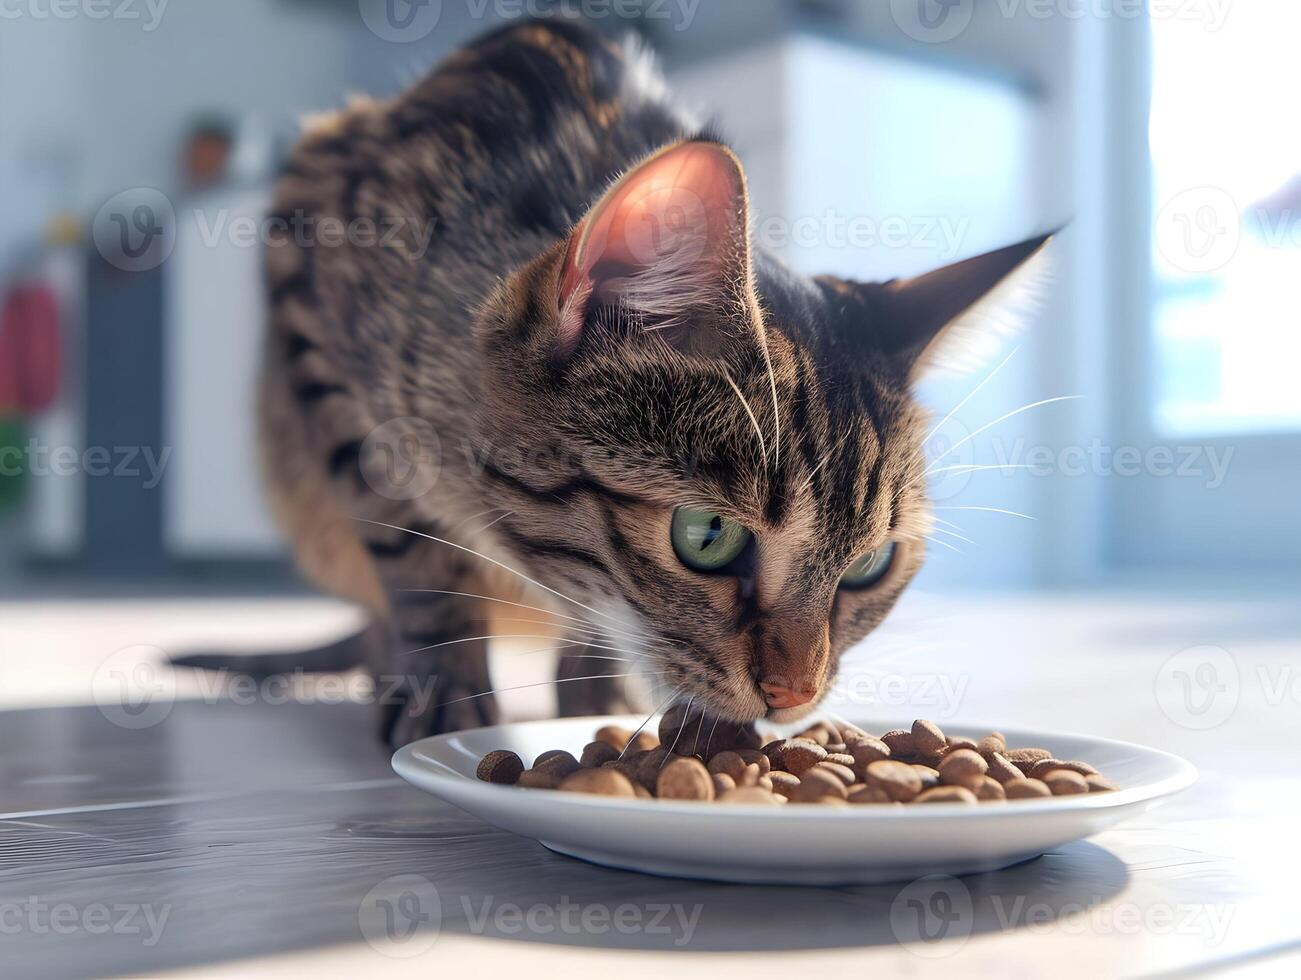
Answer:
557;141;745;350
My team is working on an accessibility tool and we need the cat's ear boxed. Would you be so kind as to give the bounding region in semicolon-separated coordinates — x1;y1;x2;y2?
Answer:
555;139;752;354
823;232;1055;378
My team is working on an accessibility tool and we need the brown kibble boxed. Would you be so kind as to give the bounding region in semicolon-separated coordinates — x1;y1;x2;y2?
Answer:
865;759;923;802
880;729;916;760
1029;758;1098;780
517;768;562;790
911;719;947;759
798;723;835;746
791;767;849;802
938;748;988;788
768;771;801;799
1042;769;1090;796
1006;748;1053;773
514;723;1118;808
848;738;891;775
761;739;787;769
628;731;660;753
847;784;894;804
911;765;940;790
986;752;1023;784
559;767;637;797
632;748;672;791
534;750;581;778
656;757;715;800
1004;777;1052;799
476;750;524;785
916;785;978;804
707;751;748;781
781;739;827;774
580;741;619;768
735;749;772;774
717;786;781;805
814;761;856;786
594;725;632;751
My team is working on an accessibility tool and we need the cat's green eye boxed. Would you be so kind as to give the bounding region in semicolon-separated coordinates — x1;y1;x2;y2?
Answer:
839;542;897;590
670;507;752;572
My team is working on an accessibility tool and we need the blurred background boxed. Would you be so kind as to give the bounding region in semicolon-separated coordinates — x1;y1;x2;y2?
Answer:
1;0;1297;715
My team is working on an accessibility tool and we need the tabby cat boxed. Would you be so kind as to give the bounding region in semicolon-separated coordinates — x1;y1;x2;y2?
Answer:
250;19;1050;747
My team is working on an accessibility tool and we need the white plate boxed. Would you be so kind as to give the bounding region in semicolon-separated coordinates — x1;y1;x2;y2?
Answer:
392;715;1196;885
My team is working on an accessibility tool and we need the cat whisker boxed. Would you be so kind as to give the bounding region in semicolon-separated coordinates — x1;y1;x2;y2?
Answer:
931;515;970;536
661;693;695;766
928;463;1033;476
930;526;976;545
437;671;668;709
447;507;510;534
924;395;1082;474
722;369;768;466
401;634;653;659
396;589;652;643
924;535;963;554
474;510;514;533
702;710;722;759
355;518;630;630
935;505;1035;520
617;686;682;760
922;345;1019;446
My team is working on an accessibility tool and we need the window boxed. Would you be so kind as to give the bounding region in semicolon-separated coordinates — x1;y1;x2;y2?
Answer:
1150;7;1301;436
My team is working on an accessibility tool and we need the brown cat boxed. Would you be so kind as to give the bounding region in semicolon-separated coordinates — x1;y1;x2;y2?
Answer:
234;19;1050;746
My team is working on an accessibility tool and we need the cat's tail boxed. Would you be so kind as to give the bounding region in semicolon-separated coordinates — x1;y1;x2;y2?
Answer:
169;621;385;678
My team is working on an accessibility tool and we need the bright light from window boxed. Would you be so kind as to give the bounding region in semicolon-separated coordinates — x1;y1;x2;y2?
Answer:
1150;7;1301;436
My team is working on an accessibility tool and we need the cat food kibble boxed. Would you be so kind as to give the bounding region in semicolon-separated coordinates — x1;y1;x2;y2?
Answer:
477;717;1119;806
656;757;714;800
558;767;638;797
476;749;524;785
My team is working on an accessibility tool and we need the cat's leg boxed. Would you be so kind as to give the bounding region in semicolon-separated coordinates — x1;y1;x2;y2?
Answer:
555;643;634;717
359;520;499;747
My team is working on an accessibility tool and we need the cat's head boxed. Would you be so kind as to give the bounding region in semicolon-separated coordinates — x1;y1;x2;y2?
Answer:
476;139;1050;724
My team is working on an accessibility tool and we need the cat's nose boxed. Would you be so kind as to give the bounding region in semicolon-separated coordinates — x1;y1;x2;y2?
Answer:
759;680;816;709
